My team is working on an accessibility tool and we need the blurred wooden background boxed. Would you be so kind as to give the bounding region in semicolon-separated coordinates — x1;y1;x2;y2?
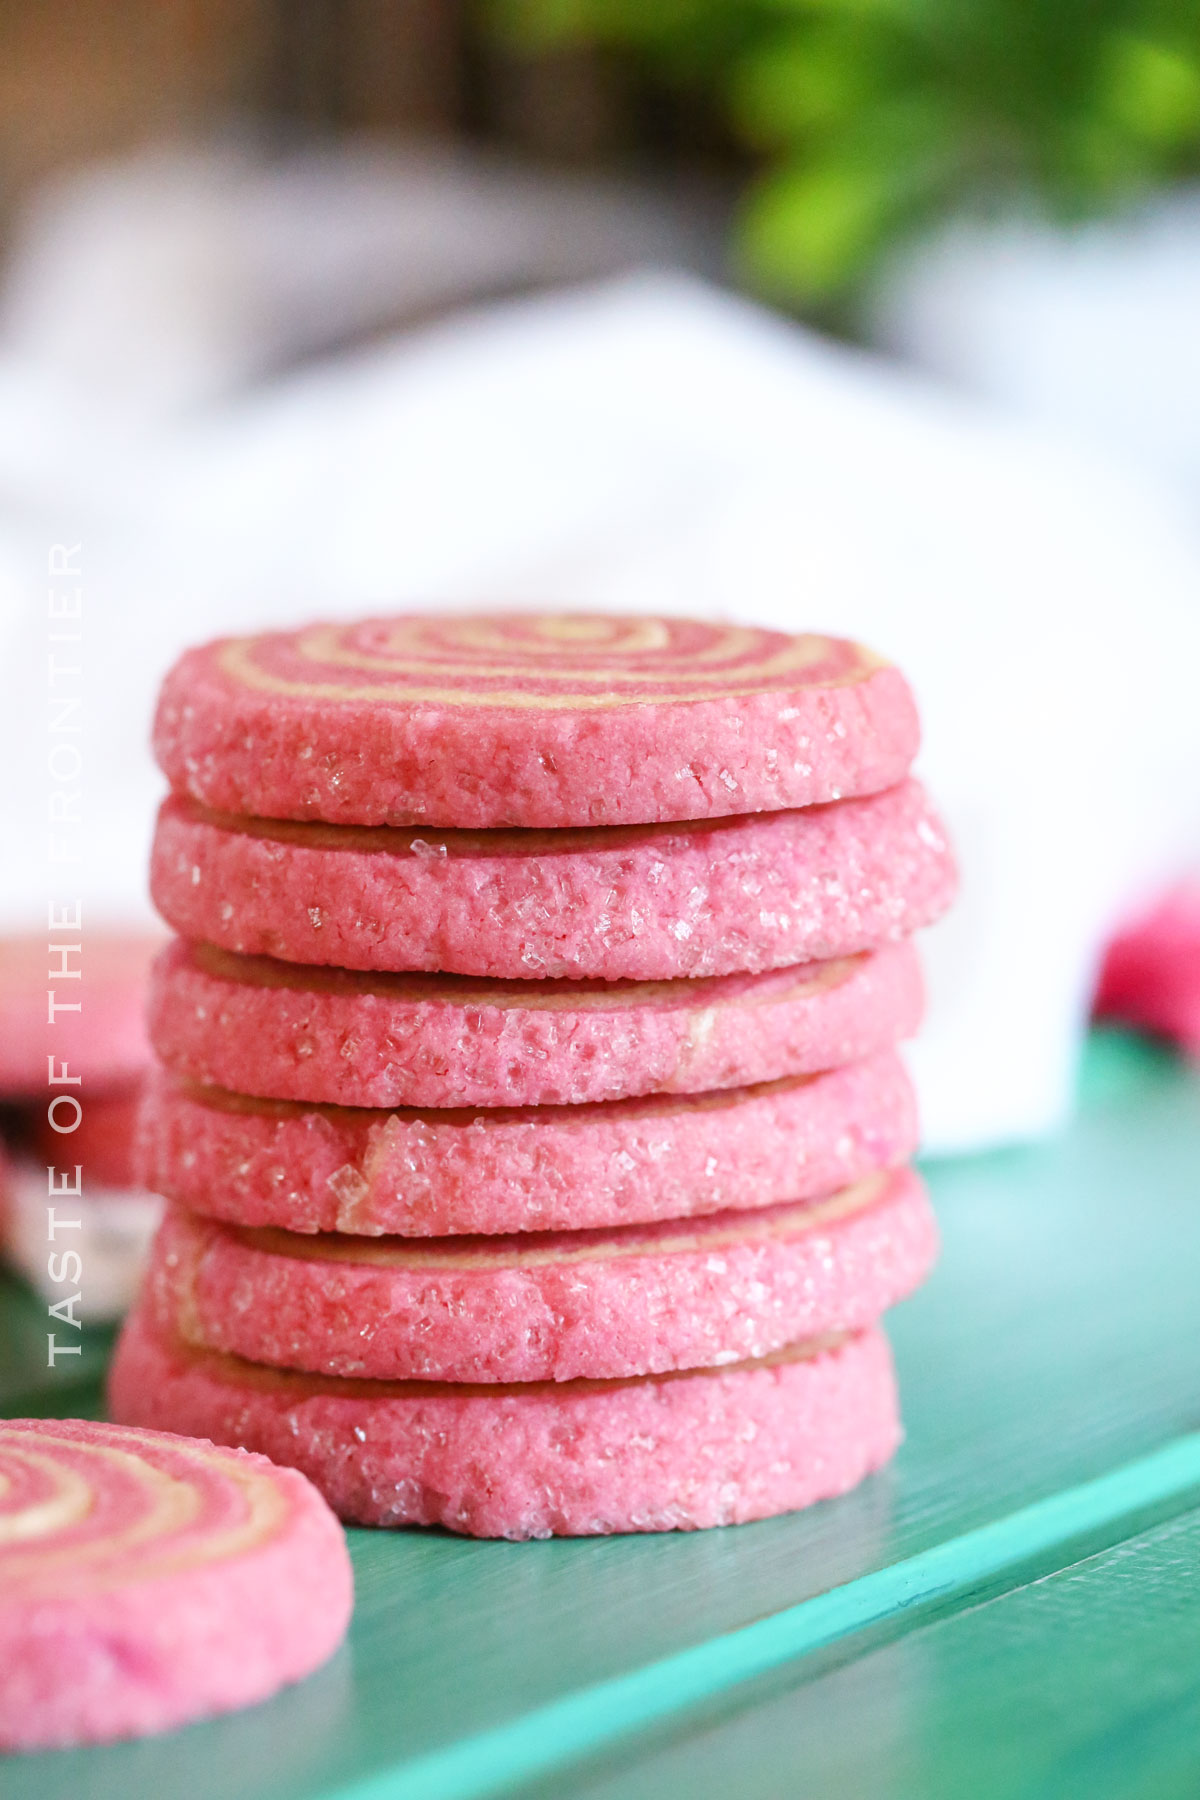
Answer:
0;0;721;228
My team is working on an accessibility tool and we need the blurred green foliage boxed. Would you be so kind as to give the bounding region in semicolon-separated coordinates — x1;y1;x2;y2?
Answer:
490;0;1200;307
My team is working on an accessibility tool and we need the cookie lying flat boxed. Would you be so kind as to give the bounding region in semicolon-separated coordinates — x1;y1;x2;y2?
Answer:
0;1417;352;1751
148;938;923;1109
109;1310;899;1538
0;933;159;1100
153;613;919;830
150;778;955;982
146;1167;934;1383
139;1051;917;1236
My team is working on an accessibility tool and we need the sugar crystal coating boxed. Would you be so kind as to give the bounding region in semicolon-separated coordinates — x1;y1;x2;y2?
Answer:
149;779;955;981
109;1311;900;1538
138;1051;917;1235
146;939;924;1109
145;1167;936;1382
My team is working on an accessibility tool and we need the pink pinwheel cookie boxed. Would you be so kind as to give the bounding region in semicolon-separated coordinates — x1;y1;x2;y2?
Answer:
153;613;919;829
0;1417;351;1750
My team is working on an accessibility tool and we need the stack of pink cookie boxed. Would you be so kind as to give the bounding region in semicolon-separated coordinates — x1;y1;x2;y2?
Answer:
111;613;956;1538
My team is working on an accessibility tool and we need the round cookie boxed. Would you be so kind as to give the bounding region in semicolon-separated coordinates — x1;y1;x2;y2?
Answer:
0;933;160;1100
109;1311;900;1538
151;778;955;981
147;938;924;1109
153;613;919;829
0;1417;352;1751
138;1051;918;1236
145;1167;934;1383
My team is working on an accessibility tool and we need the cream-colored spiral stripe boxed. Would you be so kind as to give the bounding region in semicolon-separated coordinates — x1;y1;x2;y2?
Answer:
217;617;882;710
0;1426;289;1596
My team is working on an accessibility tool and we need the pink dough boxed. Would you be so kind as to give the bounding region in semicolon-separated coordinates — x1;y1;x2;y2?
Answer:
0;933;161;1100
149;779;955;982
147;938;924;1108
0;1417;352;1751
139;1051;918;1236
109;1310;901;1538
153;613;919;829
147;1167;935;1382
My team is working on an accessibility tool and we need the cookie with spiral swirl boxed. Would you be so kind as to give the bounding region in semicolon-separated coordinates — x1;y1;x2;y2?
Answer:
153;613;919;829
0;1417;352;1749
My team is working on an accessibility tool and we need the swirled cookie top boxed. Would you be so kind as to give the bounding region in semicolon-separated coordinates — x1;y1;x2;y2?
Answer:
216;614;882;711
0;1419;291;1599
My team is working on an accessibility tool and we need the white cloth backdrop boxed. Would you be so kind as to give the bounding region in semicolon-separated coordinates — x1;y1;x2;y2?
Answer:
2;154;1198;1154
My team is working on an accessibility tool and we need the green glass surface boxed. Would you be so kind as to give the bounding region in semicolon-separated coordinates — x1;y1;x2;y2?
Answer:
2;1031;1198;1797
558;1502;1200;1800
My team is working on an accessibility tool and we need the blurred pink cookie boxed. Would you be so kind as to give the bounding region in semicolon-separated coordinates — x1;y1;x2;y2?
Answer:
0;1137;10;1250
109;1311;900;1538
139;1051;917;1236
153;613;919;830
0;1417;352;1751
32;1078;144;1188
147;938;923;1109
150;778;955;981
12;1073;156;1320
146;1167;934;1383
1094;881;1200;1056
0;933;159;1100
